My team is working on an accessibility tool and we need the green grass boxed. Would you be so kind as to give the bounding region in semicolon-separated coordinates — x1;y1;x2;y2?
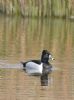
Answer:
0;0;74;17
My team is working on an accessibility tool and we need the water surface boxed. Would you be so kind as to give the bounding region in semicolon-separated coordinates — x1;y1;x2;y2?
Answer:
0;16;74;100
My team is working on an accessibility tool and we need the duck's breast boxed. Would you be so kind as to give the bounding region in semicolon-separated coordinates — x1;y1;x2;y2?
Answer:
25;62;43;75
42;63;52;74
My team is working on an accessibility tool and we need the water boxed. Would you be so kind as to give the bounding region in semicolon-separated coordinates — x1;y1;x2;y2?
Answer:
0;16;74;100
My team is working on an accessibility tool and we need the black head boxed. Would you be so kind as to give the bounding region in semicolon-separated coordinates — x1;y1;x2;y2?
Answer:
41;50;54;63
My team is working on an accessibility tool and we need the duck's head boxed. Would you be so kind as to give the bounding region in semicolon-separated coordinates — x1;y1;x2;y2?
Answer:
41;50;54;63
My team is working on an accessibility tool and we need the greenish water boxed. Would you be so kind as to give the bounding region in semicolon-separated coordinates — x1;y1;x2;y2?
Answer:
0;16;74;100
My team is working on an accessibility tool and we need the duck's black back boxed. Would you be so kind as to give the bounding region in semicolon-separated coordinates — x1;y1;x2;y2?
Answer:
31;60;41;64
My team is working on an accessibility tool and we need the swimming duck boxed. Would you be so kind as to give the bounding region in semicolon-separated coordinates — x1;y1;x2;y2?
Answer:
22;50;54;86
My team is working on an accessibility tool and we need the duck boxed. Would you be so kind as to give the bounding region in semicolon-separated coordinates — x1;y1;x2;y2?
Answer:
21;50;54;86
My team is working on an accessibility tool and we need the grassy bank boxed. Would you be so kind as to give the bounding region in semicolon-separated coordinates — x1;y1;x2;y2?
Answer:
0;0;74;18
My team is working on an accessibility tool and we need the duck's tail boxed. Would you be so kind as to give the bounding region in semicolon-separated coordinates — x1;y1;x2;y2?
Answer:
20;62;27;69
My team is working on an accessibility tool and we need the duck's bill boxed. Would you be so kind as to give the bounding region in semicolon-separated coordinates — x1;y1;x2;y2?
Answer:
51;57;55;60
40;74;48;86
49;55;55;61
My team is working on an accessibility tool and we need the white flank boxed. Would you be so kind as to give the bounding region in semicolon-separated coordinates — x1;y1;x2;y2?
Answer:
26;62;43;75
